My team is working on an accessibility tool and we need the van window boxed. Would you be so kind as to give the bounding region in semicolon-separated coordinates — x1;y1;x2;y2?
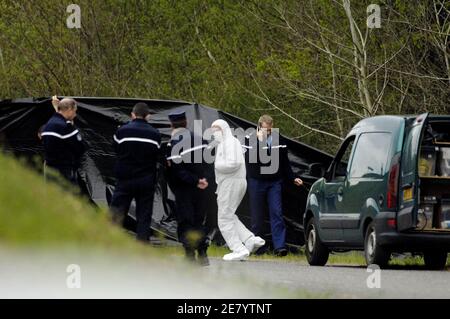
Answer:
330;136;355;181
336;139;354;177
350;132;392;179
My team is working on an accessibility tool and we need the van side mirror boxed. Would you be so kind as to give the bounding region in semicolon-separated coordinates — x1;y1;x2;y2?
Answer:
309;163;326;178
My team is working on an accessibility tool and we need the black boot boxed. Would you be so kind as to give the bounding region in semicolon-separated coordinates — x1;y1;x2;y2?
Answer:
185;248;195;262
197;249;210;266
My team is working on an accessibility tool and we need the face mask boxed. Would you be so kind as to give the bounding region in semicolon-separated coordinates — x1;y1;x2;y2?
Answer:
213;130;223;142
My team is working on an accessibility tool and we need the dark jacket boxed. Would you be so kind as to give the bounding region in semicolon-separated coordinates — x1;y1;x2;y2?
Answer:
244;132;295;182
166;128;211;189
113;118;161;180
42;113;85;169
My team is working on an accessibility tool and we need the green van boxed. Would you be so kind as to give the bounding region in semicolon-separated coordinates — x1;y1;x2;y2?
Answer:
304;113;450;269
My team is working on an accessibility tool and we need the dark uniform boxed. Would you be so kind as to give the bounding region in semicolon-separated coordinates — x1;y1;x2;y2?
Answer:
41;113;85;184
244;130;296;252
110;118;161;242
166;126;211;258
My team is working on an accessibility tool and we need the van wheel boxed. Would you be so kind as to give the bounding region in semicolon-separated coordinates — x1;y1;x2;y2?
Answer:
423;251;448;270
364;221;390;268
305;217;329;266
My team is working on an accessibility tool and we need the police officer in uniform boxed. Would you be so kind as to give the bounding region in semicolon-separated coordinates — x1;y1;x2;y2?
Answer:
41;97;85;185
110;102;161;243
166;111;211;265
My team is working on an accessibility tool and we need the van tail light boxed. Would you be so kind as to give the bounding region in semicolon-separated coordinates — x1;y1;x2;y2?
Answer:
387;218;397;228
387;159;400;209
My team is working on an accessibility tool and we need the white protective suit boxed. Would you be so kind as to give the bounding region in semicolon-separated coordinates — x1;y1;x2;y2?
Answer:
211;119;262;256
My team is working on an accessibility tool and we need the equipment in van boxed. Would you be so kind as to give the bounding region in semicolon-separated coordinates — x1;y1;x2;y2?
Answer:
440;199;450;229
417;196;437;230
417;205;434;230
438;147;450;177
419;146;438;176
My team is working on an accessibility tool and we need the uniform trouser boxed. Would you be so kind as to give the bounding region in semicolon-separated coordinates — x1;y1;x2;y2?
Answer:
217;177;254;252
248;178;286;250
45;164;96;205
45;165;79;186
172;186;208;252
110;175;155;242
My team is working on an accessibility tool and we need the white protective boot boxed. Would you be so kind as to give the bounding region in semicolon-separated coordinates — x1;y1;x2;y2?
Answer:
223;247;250;261
245;236;266;254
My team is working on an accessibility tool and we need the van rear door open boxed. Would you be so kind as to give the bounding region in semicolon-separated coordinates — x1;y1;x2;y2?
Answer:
397;113;429;231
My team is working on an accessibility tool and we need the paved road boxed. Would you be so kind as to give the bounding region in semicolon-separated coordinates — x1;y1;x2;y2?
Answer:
205;257;450;299
1;248;449;298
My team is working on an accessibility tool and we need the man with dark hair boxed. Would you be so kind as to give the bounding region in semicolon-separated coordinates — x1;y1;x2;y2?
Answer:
110;102;161;242
132;102;151;118
166;110;211;265
41;96;85;185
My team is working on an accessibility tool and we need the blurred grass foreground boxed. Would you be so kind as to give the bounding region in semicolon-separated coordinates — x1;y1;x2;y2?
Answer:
0;153;138;250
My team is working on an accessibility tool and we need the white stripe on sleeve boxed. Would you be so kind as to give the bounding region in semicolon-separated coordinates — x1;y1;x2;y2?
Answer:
113;136;160;148
41;129;79;139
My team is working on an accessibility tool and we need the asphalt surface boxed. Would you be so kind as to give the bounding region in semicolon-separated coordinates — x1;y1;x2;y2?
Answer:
1;248;449;298
205;257;450;299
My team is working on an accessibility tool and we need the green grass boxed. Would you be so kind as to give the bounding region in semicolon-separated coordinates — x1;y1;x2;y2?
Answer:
0;153;158;256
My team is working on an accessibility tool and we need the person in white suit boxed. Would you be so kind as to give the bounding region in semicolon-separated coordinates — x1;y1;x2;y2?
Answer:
211;119;265;261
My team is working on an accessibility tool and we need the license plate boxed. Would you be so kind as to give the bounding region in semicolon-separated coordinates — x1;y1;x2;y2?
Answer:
403;187;413;201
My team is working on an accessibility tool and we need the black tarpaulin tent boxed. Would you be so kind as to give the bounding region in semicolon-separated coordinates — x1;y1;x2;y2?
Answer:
0;97;333;247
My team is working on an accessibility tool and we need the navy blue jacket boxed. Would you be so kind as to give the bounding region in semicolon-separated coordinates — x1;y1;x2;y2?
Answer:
42;113;85;169
244;132;295;182
113;118;161;180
